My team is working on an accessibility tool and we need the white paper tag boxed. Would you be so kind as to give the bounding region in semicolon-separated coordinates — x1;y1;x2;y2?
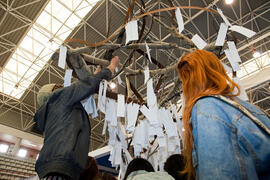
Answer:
98;82;106;113
102;80;108;106
145;42;152;63
175;8;184;34
64;69;73;87
102;119;107;135
227;41;242;63
217;8;232;27
91;97;98;118
126;103;140;133
140;105;159;126
58;45;67;69
147;79;157;108
115;67;123;85
81;96;98;118
105;99;117;127
117;94;125;117
222;62;232;74
81;96;93;114
125;20;139;44
215;23;228;46
144;66;150;84
224;49;241;72
230;25;256;38
191;34;207;49
233;77;249;101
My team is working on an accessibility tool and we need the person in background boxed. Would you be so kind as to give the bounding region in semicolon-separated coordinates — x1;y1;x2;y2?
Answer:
177;49;270;179
123;158;154;180
123;158;174;180
93;172;116;180
79;156;99;180
34;54;119;180
164;154;187;180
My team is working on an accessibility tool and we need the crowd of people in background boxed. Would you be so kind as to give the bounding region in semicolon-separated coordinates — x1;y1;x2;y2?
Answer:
76;154;186;180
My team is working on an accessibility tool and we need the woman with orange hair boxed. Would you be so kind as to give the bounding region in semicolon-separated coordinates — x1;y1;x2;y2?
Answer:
177;50;270;180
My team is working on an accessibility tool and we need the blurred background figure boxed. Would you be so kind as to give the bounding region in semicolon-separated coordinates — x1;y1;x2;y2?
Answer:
79;156;99;180
164;154;187;180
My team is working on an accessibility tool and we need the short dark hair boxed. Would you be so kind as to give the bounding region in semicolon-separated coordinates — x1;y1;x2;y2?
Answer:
79;156;99;180
93;172;116;180
164;154;186;180
123;158;154;180
52;84;63;92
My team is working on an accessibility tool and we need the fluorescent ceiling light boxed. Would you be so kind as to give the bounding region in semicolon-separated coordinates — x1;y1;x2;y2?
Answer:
0;0;99;99
0;144;9;153
109;82;117;89
225;0;234;4
17;149;27;158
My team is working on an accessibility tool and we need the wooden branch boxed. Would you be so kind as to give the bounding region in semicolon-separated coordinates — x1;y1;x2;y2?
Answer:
68;43;185;54
81;54;178;75
159;80;181;106
125;76;133;98
52;51;178;76
65;6;220;48
129;80;145;104
135;49;164;68
134;1;194;47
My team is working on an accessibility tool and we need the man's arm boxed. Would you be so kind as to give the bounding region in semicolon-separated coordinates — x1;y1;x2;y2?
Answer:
57;56;119;107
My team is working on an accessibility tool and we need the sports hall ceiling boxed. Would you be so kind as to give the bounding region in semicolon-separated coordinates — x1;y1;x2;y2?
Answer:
0;0;270;151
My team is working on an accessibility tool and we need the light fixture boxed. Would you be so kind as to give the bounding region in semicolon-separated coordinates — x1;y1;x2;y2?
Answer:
182;128;185;132
109;82;117;89
0;144;9;153
225;0;234;4
17;149;27;158
253;51;261;58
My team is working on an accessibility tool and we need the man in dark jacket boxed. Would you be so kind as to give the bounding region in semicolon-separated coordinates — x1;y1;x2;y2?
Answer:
34;54;119;180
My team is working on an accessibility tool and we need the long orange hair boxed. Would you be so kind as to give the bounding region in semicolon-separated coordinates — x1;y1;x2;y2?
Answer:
177;50;240;179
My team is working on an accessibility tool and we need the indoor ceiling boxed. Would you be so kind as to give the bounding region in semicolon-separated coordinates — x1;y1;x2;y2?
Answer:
0;0;270;151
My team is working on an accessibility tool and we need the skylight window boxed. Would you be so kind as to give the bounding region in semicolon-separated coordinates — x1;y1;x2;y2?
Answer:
17;149;27;158
0;144;9;153
0;0;99;99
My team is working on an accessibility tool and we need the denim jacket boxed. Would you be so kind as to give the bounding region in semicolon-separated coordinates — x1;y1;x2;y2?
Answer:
34;68;111;180
191;96;270;180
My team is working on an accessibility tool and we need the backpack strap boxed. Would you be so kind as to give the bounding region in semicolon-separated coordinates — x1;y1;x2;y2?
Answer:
210;95;270;136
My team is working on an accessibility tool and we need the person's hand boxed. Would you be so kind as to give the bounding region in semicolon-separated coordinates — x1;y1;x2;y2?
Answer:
107;56;120;73
94;65;101;74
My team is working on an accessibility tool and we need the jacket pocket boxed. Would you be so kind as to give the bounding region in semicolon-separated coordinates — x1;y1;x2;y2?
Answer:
72;129;82;151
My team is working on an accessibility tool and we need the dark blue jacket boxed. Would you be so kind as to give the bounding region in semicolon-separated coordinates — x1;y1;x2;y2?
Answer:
34;68;111;180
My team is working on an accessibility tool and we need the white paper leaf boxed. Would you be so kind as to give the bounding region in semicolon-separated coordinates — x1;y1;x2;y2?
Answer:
58;45;67;69
215;23;228;46
191;34;207;49
230;25;256;38
63;69;73;87
175;8;184;34
125;20;139;44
